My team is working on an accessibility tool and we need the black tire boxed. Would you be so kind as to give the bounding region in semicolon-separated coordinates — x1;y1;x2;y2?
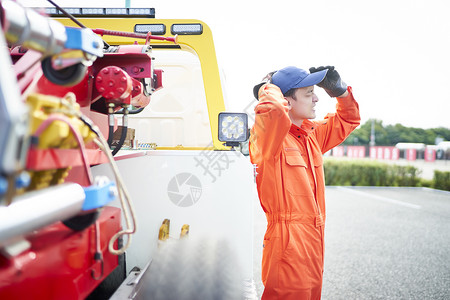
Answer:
41;57;87;87
62;210;100;231
135;238;244;300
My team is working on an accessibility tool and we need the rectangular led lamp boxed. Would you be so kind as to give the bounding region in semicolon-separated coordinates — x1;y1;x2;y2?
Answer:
40;7;155;18
81;8;105;15
171;23;203;35
134;24;166;35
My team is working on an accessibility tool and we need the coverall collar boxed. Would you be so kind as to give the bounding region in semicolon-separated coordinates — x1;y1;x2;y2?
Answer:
290;119;316;136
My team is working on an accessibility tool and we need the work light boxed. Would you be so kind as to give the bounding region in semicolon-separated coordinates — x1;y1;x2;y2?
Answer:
171;24;203;35
105;8;127;15
41;7;155;18
62;8;81;15
81;8;105;15
134;24;166;35
218;112;249;147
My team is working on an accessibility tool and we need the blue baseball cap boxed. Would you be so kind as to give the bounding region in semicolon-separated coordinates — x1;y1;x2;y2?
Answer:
271;66;328;94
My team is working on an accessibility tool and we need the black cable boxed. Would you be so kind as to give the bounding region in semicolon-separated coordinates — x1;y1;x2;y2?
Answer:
111;109;129;156
107;108;114;147
46;0;86;28
111;125;127;156
107;124;114;147
46;0;110;49
78;115;100;138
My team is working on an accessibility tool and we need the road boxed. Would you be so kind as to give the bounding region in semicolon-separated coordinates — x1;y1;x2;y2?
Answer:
252;186;450;299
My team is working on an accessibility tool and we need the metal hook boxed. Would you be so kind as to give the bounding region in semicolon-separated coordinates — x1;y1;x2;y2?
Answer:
91;252;104;280
91;220;103;280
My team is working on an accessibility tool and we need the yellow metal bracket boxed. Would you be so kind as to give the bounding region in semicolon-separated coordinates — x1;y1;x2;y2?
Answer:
55;18;229;150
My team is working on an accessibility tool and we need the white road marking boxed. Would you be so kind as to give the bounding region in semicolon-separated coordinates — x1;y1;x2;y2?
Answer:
337;187;422;209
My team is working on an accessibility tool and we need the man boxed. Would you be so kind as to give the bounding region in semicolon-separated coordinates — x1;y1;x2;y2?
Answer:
250;66;360;299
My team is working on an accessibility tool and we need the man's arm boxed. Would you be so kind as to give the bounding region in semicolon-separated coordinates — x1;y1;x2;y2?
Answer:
250;84;291;160
309;66;360;153
313;86;360;153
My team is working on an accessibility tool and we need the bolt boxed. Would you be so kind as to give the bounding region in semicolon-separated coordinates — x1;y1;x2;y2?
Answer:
132;66;140;74
15;172;30;189
94;176;108;186
121;76;127;82
55;58;63;67
113;68;120;74
97;76;102;82
107;92;115;99
117;87;124;93
108;80;114;87
98;87;105;92
109;186;118;198
102;68;110;74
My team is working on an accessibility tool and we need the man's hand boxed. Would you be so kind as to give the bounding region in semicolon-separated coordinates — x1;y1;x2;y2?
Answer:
253;82;265;100
309;66;348;97
253;70;277;100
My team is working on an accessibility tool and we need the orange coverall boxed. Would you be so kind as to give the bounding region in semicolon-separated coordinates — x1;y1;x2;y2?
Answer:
249;84;360;299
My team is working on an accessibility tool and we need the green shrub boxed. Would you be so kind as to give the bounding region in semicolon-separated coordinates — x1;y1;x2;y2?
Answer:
323;159;420;187
433;170;450;191
323;159;450;191
387;165;421;187
419;178;433;188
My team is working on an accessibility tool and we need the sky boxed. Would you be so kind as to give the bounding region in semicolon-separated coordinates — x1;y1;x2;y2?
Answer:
19;0;450;129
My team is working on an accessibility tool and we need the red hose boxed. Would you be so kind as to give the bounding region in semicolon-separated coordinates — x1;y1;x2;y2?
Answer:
92;28;177;43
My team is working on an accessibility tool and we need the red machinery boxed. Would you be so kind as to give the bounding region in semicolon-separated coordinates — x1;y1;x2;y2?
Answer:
0;1;173;298
0;207;121;300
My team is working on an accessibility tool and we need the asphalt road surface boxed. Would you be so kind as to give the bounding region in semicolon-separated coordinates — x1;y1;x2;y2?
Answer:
252;186;450;299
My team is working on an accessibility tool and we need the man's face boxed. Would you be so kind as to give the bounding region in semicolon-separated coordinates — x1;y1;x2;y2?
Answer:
286;86;319;122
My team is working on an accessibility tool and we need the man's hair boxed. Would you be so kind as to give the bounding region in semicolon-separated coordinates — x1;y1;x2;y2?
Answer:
283;88;297;100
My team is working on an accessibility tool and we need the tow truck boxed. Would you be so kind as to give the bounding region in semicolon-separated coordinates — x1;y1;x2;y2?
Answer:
0;1;257;299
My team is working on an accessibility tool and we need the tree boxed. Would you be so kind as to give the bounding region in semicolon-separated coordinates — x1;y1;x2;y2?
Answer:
342;119;450;146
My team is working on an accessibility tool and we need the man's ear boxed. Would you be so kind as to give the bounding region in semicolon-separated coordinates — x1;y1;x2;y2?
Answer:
284;97;292;110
